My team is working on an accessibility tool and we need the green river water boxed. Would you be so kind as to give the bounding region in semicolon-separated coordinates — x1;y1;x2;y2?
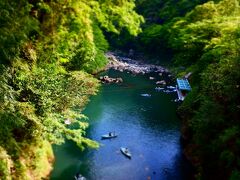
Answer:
50;69;192;180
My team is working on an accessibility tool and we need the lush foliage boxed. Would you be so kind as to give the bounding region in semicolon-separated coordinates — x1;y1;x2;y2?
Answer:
0;0;143;179
109;0;240;179
172;1;240;179
106;0;210;53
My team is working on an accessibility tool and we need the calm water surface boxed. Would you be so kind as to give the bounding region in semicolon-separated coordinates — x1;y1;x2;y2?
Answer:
50;70;192;180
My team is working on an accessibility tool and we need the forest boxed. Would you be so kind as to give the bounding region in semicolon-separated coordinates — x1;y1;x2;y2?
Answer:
1;0;240;179
0;0;143;179
109;0;240;179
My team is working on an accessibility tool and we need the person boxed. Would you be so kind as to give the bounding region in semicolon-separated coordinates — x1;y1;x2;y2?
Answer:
125;148;128;153
109;132;112;136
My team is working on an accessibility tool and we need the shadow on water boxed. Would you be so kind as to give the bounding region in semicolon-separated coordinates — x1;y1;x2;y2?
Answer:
50;69;193;180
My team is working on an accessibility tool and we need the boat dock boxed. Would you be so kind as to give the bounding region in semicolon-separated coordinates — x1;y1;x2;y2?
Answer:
176;78;191;101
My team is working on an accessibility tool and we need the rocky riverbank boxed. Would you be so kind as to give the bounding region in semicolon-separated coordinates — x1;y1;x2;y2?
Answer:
99;75;123;84
99;52;175;86
106;52;170;75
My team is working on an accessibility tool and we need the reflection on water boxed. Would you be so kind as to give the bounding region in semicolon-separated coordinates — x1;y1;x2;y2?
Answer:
50;70;192;180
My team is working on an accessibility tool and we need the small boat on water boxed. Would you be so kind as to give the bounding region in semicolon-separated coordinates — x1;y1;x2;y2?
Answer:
120;147;131;159
167;86;176;89
141;93;151;97
163;90;171;93
155;87;164;91
75;173;86;180
163;89;177;93
101;132;117;139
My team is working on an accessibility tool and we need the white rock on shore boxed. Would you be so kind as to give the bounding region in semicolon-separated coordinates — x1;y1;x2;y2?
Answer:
99;75;123;84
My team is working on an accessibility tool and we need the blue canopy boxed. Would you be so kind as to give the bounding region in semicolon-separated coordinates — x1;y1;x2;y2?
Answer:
177;78;191;91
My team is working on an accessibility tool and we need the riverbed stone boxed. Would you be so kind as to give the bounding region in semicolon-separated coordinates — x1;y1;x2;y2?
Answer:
99;75;123;84
105;52;170;76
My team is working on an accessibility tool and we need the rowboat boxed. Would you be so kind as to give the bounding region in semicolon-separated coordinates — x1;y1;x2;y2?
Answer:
167;86;176;89
101;133;117;139
120;147;131;159
141;94;151;97
155;87;164;91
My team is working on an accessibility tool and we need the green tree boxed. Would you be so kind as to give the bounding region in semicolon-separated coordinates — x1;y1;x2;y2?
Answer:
0;0;143;178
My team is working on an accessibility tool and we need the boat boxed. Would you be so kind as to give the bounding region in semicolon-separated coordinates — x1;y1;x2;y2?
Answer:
163;90;172;93
167;86;176;89
140;93;151;97
120;147;131;159
155;87;164;91
75;173;86;180
163;88;177;93
101;132;117;139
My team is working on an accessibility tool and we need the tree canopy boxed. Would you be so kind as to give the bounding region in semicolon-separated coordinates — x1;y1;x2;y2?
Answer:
0;0;143;178
106;0;240;179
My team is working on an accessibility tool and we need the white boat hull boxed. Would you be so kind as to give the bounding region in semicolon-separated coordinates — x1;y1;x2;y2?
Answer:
101;134;118;139
120;147;131;158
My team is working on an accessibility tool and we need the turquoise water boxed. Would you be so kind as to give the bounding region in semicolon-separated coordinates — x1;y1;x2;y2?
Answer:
50;70;192;180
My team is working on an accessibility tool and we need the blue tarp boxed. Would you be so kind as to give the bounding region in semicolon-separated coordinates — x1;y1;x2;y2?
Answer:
177;78;191;91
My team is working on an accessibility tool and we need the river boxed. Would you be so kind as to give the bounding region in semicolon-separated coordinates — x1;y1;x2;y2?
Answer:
50;69;192;180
